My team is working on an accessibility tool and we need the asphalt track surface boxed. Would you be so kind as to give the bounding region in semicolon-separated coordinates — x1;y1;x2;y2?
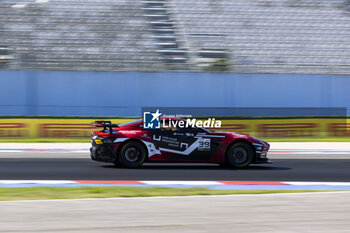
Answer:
1;153;350;181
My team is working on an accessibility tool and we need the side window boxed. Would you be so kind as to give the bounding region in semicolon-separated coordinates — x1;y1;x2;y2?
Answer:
177;126;200;133
178;126;210;135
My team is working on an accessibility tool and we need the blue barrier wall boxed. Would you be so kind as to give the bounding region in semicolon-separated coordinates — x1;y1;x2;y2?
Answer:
1;70;350;116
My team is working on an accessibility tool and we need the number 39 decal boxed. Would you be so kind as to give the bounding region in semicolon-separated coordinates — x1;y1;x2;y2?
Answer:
198;138;210;151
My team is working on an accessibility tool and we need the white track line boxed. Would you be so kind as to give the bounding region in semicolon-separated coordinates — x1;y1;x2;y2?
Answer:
3;180;350;186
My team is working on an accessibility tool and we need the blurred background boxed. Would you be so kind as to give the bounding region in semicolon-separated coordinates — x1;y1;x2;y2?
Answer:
0;0;350;140
2;0;350;73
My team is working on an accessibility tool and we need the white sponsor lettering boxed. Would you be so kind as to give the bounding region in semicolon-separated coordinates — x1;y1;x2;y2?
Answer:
162;118;221;128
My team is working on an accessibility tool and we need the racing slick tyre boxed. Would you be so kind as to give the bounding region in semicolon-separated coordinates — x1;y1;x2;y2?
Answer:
118;141;146;168
226;142;254;168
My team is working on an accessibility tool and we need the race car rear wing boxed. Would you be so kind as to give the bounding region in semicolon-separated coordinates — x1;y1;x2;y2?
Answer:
92;121;119;132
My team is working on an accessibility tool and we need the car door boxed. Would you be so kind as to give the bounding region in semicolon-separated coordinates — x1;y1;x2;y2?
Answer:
147;121;213;161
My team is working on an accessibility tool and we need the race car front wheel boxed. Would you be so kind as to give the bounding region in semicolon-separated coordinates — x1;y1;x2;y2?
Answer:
226;142;254;168
118;141;146;168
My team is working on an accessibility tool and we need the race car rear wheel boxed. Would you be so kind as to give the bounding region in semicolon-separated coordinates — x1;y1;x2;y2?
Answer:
226;142;254;168
118;141;146;168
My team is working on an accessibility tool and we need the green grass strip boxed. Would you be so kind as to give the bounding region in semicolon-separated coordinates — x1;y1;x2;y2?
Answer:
0;187;330;201
264;137;350;142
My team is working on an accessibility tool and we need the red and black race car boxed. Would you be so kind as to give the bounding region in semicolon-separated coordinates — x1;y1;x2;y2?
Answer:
90;117;270;168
